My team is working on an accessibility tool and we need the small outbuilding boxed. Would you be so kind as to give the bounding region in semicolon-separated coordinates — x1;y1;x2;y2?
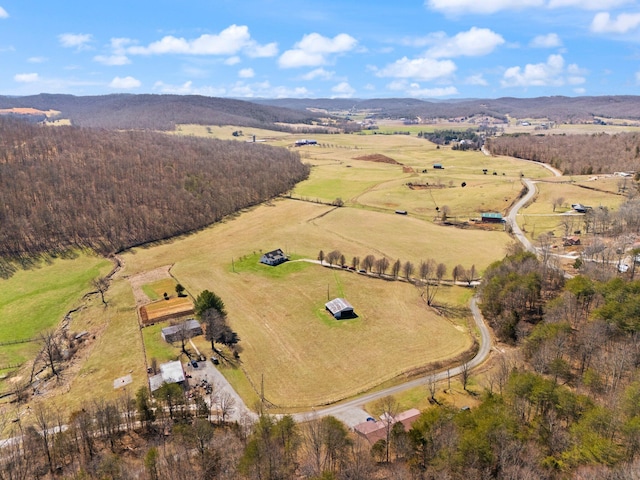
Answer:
161;319;203;344
325;298;355;319
433;163;444;169
481;212;503;223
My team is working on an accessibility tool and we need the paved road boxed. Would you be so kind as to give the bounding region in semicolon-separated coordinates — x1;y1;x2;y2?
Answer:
506;177;537;254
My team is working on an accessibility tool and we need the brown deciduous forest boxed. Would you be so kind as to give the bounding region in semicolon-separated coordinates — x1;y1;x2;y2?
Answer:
0;118;309;267
0;94;327;131
486;132;640;175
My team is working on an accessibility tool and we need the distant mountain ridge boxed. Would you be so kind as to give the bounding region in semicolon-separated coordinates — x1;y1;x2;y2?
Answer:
0;93;324;131
3;94;640;130
252;95;640;123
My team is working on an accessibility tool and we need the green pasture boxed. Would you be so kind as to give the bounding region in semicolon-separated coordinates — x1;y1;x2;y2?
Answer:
142;323;181;364
142;278;177;300
0;253;110;380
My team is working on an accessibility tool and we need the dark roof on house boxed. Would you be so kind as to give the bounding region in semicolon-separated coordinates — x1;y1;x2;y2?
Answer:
161;319;201;337
260;248;287;263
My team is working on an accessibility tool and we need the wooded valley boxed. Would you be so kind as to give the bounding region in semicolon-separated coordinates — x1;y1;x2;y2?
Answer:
0;118;309;272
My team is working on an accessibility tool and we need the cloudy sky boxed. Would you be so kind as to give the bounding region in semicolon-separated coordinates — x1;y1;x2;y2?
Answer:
1;0;640;99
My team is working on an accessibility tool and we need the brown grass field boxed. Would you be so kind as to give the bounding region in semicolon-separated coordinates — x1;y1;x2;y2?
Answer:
8;120;632;416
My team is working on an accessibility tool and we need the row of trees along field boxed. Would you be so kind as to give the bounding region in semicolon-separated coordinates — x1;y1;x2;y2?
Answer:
486;132;640;175
0;118;309;272
318;249;476;305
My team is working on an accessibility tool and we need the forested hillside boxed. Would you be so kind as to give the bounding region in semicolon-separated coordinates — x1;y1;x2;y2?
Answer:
486;132;640;175
0;119;309;268
0;94;326;131
255;95;640;123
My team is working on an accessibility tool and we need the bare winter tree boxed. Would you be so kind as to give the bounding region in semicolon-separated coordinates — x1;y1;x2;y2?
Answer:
391;259;401;278
92;276;109;306
362;254;376;273
403;261;415;282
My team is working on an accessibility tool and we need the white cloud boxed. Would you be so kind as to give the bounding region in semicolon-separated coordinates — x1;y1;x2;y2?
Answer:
387;79;458;97
530;33;562;48
465;74;488;86
14;73;39;83
127;25;276;59
245;42;278;58
427;0;629;14
574;87;586;94
425;27;504;58
549;0;631;9
278;32;357;68
154;80;227;96
0;6;8;18
331;82;355;98
225;56;241;65
501;54;585;88
591;12;640;34
301;68;335;80
427;0;543;15
377;56;456;81
59;33;93;50
94;54;131;66
238;68;254;78
27;57;46;63
109;76;141;89
635;71;640;84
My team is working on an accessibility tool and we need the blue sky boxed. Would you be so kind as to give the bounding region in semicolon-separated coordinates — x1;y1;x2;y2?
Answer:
2;0;640;99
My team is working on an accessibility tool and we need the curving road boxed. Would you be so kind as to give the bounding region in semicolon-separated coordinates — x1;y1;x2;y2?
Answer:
506;178;537;254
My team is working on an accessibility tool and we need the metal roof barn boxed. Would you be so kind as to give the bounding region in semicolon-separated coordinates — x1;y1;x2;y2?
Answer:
325;298;355;319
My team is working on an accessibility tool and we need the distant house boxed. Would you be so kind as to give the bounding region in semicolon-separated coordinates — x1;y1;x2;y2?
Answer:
260;248;288;266
149;360;186;392
395;210;408;215
433;163;444;169
571;204;591;213
563;236;581;246
354;408;421;444
161;319;203;343
295;139;317;146
325;298;355;319
481;212;503;223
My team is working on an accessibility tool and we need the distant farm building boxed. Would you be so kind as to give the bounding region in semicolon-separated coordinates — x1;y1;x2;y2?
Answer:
354;408;421;443
563;236;581;246
571;204;591;213
295;139;317;146
260;248;288;266
161;319;203;343
432;163;444;169
481;212;503;223
325;298;355;319
395;210;408;215
149;360;186;392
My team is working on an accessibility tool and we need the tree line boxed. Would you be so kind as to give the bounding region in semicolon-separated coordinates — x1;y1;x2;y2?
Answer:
486;131;640;176
0;118;309;274
318;249;476;306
